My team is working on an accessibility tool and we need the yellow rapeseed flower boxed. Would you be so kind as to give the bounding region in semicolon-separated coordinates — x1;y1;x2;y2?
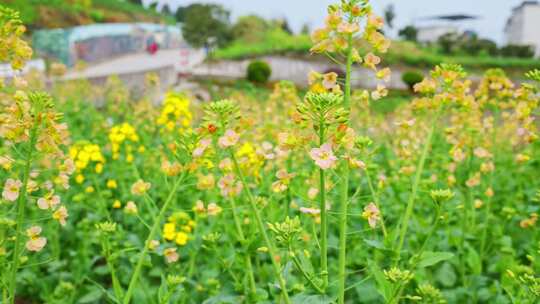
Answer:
175;232;188;246
75;174;84;184
163;223;176;241
107;180;118;189
112;200;121;209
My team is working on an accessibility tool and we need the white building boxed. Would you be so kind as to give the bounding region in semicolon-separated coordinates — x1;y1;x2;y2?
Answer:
417;25;458;43
504;1;540;56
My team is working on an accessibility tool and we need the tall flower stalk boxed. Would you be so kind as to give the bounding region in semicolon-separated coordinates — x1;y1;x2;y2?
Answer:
3;91;73;303
337;19;355;303
393;112;439;265
123;173;186;304
229;197;257;297
318;120;329;289
309;1;391;301
7;123;38;304
229;151;291;303
204;99;291;302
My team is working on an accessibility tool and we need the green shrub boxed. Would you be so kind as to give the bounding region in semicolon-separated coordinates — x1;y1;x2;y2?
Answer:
462;38;498;56
401;70;424;91
499;44;535;58
246;60;271;84
89;10;105;22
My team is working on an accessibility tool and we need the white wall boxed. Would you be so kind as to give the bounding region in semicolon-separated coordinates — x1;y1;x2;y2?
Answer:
505;4;540;55
417;26;458;43
523;5;540;55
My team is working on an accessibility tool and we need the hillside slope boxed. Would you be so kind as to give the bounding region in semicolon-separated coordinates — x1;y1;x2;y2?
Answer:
0;0;174;30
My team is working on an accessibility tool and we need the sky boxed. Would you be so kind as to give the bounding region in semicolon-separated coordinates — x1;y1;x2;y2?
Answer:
143;0;528;45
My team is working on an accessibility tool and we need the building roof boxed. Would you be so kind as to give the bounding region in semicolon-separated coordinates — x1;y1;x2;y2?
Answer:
513;1;540;12
506;1;540;31
420;14;480;21
34;23;181;45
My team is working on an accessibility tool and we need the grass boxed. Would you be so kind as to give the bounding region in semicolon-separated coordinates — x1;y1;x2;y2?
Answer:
211;29;312;60
385;41;540;70
213;33;540;70
1;0;174;30
200;78;411;115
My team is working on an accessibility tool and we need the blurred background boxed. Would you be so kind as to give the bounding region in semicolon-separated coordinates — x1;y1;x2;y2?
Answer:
1;0;539;99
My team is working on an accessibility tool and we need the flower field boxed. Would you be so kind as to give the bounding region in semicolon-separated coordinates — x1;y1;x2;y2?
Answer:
1;1;540;304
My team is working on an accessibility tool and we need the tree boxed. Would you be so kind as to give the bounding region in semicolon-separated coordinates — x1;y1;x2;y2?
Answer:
300;23;310;35
161;4;172;16
232;15;269;42
438;32;460;55
461;37;498;56
177;4;233;48
398;25;418;42
175;6;187;22
148;1;158;11
279;18;293;35
384;4;395;29
499;44;535;58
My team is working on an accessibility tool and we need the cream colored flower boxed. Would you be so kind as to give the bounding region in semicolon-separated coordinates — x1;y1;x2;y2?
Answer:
371;84;388;100
53;206;68;226
362;203;380;228
193;200;206;214
310;143;338;170
131;179;151;196
364;53;381;70
307;187;319;200
192;138;212;158
207;203;222;216
322;72;338;90
124;201;138;214
148;240;160;251
218;130;239;148
26;226;47;252
164;247;179;263
2;178;22;202
37;194;60;210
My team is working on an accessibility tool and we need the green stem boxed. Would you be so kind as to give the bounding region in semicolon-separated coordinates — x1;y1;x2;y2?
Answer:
318;121;328;291
229;198;257;297
8;124;38;304
413;207;442;268
390;207;442;304
92;176;112;221
230;152;291;304
285;157;293;217
458;147;474;290
104;238;124;300
289;245;324;294
123;174;185;304
479;106;499;268
365;167;388;238
337;30;354;304
393;112;439;266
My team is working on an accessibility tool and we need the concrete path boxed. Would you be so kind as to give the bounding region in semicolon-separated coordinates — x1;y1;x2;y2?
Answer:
191;55;408;90
63;48;206;80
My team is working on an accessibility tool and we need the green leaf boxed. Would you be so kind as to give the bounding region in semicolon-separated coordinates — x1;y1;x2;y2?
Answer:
202;294;241;304
368;261;392;301
363;239;391;251
417;251;454;268
93;265;109;275
354;281;383;302
466;247;482;274
291;294;334;304
78;288;102;303
435;262;457;287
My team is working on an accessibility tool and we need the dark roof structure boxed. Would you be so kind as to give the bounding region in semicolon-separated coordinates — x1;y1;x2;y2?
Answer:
419;14;480;22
